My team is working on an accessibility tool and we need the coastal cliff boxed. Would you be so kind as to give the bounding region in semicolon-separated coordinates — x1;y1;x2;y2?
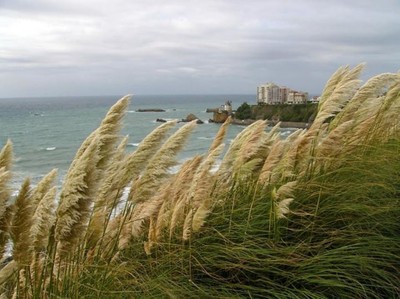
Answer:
249;103;317;123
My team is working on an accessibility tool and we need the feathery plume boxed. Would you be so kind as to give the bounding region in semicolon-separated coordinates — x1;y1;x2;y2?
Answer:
330;73;399;129
258;139;284;184
312;64;364;129
218;120;265;182
253;122;281;162
30;169;57;212
261;129;306;184
368;80;400;141
62;96;130;251
0;140;13;172
208;116;231;153
318;65;349;108
128;121;196;204
234;121;269;178
117;121;196;250
95;95;131;172
30;186;57;253
0;141;13;229
234;121;268;172
68;95;130;172
147;155;203;247
272;181;297;219
55;135;100;255
165;156;203;239
0;167;13;259
118;195;163;250
191;199;211;234
181;144;225;241
182;209;193;241
10;178;32;266
85;136;129;246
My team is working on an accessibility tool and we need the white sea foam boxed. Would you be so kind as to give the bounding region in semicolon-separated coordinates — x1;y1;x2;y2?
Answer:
128;143;140;147
280;131;291;136
197;136;213;140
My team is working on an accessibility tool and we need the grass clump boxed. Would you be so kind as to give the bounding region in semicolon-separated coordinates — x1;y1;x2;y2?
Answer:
0;64;399;298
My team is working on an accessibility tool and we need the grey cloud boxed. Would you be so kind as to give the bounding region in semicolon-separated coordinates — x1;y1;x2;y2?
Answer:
1;0;399;97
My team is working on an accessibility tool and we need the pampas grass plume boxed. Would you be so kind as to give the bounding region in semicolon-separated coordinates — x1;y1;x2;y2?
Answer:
10;178;32;265
55;135;100;255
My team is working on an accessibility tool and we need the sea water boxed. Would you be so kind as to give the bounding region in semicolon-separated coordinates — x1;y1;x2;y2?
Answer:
0;94;296;192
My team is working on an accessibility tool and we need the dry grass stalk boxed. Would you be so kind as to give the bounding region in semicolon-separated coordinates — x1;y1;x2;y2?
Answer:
237;125;281;181
181;144;224;241
116;122;197;250
118;195;164;251
253;122;281;162
293;125;328;178
147;156;203;249
85;136;129;247
269;129;307;183
103;164;187;257
137;156;201;247
162;156;203;240
90;120;178;243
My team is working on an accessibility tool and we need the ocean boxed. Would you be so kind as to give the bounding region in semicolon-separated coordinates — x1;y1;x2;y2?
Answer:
0;94;295;192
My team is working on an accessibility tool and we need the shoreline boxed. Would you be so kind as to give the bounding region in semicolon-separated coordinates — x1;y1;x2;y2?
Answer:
230;118;310;128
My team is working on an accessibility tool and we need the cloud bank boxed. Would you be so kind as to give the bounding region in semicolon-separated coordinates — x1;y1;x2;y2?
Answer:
1;0;399;97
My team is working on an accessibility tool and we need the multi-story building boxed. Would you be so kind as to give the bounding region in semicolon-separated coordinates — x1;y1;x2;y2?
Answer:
257;83;285;105
257;82;308;105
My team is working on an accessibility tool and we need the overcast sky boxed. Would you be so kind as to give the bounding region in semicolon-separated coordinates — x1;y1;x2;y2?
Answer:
1;0;399;97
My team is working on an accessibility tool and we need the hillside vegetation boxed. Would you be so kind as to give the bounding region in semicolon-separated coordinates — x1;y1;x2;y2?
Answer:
0;63;399;298
251;103;318;122
235;102;318;122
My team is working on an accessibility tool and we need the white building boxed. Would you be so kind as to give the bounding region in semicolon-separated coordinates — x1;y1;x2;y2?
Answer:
257;83;289;105
257;82;308;105
287;91;308;105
